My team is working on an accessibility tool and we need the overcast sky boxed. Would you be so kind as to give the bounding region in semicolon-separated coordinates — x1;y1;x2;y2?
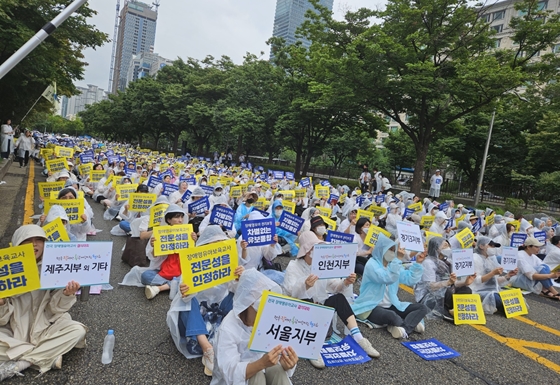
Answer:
78;0;385;90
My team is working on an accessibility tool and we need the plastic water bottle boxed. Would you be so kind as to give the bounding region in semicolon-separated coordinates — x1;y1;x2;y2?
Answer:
101;330;115;364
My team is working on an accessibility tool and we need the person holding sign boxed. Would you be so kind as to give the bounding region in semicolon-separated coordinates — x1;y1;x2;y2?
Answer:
0;225;86;380
512;237;560;298
93;169;115;204
234;192;257;232
428;170;443;199
543;235;560;272
211;269;297;385
353;234;429;339
117;184;151;235
284;231;380;369
51;187;93;241
429;211;451;236
41;205;77;241
271;201;299;257
352;218;374;276
471;237;518;314
168;180;189;206
339;207;358;235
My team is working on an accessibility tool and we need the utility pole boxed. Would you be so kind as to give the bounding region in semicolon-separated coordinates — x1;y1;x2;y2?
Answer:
108;0;121;94
474;109;496;207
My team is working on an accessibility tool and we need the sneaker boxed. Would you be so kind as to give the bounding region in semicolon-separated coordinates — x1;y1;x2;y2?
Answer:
52;355;63;370
357;338;380;358
309;355;325;369
414;320;425;334
442;309;454;323
0;361;22;381
387;325;408;339
145;285;160;299
202;348;214;376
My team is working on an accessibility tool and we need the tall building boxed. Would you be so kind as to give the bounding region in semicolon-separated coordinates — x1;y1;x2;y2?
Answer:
59;85;108;120
271;0;334;57
111;1;158;94
125;51;173;87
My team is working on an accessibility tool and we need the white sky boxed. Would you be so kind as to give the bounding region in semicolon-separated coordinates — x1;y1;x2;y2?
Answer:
78;0;385;90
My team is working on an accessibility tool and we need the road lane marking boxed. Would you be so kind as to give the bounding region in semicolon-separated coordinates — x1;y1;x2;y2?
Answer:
23;164;35;225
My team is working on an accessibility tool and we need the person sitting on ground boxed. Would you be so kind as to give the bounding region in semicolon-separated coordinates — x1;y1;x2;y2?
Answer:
353;217;374;276
0;225;86;381
543;235;560;272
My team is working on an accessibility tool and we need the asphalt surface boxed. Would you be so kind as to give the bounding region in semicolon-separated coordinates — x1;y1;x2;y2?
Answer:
1;161;560;385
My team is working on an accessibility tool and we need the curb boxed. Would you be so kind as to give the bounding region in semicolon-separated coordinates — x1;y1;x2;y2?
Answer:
0;158;13;182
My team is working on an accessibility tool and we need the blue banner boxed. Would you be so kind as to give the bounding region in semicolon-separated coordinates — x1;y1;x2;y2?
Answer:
209;205;235;230
285;172;294;180
273;170;284;180
471;218;482;233
180;190;192;203
277;211;304;235
402;208;415;219
402;338;460;361
200;185;215;196
161;183;179;196
254;209;270;217
328;194;339;204
107;155;119;164
375;194;385;204
320;335;371;367
188;196;210;215
300;177;311;187
510;233;528;248
534;230;546;244
147;175;161;189
439;202;449;212
105;149;114;156
181;176;196;185
242;218;276;247
320;180;331;187
84;150;94;156
79;154;94;164
356;196;366;207
326;231;355;244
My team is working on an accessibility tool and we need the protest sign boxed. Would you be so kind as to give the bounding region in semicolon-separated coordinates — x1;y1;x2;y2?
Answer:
116;184;138;201
0;244;40;298
300;177;311;187
40;242;112;289
396;221;424;252
161;183;179;196
451;248;475;276
38;181;65;199
510;233;527;248
201;185;215;196
285;172;294;180
311;243;358;279
282;200;296;214
402;339;460;361
54;146;74;158
279;190;295;200
180;238;238;294
78;163;93;176
128;193;157;212
356;209;374;222
44;198;85;224
316;206;332;218
321;216;337;231
278;211;304;235
471;218;482;234
147;175;161;189
453;294;486;325
188;196;210;215
104;175;115;187
209;206;235;230
533;231;546;245
43;217;70;242
79;154;94;164
273;170;285;179
326;230;355;244
242;217;276;246
320;335;371;367
456;227;475;248
40;148;54;158
295;189;306;199
408;202;423;213
315;186;329;198
249;291;334;360
364;225;392;248
149;203;169;228
179;190;192;203
425;231;443;245
439;202;449;212
486;213;495;227
153;224;194;256
501;247;518;271
498;289;528;318
402;208;415;219
374;194;385;204
368;205;387;217
510;220;521;232
46;158;68;173
89;170;105;183
230;186;242;198
420;215;434;228
339;193;347;204
320;180;331;187
328;194;339;205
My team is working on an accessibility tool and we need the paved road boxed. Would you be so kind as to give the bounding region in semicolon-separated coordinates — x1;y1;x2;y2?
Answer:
1;162;560;384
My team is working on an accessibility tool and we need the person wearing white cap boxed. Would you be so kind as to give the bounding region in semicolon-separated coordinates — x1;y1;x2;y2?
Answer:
429;170;443;199
283;231;380;369
511;237;560;298
428;211;450;236
0;225;86;380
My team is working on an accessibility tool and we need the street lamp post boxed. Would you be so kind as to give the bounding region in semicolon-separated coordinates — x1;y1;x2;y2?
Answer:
474;109;496;207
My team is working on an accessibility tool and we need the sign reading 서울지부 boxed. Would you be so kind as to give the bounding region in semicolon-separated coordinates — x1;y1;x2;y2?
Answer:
152;224;193;257
311;243;358;279
0;244;41;298
179;238;238;294
249;291;335;360
453;294;486;325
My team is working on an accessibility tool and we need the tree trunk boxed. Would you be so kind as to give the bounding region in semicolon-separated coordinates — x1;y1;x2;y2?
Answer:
411;143;428;196
302;151;313;177
197;140;204;156
172;132;179;154
137;134;143;148
236;135;243;160
294;151;302;179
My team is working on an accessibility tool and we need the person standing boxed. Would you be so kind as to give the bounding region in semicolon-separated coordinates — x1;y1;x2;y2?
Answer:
15;129;36;167
429;169;443;199
0;119;14;159
359;165;371;194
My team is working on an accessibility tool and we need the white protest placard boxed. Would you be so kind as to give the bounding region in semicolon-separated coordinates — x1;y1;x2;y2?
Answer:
40;242;113;289
249;291;335;360
310;243;358;279
396;221;424;252
501;247;518;271
451;248;475;277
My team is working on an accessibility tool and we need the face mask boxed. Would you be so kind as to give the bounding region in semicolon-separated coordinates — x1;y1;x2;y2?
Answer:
316;226;326;235
487;247;498;256
214;192;222;196
441;248;452;259
246;198;255;204
201;182;207;185
383;250;396;262
362;227;370;234
275;209;283;218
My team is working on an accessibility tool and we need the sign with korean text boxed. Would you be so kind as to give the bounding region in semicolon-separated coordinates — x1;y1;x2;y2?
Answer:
533;231;546;245
486;213;495;227
510;220;521;232
320;335;371;367
326;231;355;244
40;242;113;289
311;243;358;279
282;200;296;214
396;221;424;252
153;224;194;256
116;184;138;201
78;163;93;176
46;158;68;173
364;225;392;248
295;189;306;199
316;206;332;218
321;216;337;231
149;203;169;228
38;181;65;199
425;231;442;245
402;208;415;219
128;193;157;212
279;190;295;200
54;146;74;158
180;189;192;203
368;205;387;217
456;227;475;249
315;186;329;198
209;206;235;230
0;244;40;298
278;211;304;235
147;175;161;189
408;202;423;213
188;196;210;215
356;209;373;222
451;248;475;276
249;291;335;360
89;170;105;183
402;339;460;361
420;215;434;229
44;199;85;224
161;183;179;196
242;217;276;246
300;177;311;187
510;233;527;248
230;186;242;198
43;217;70;242
501;247;518;271
179;238;238;294
498;289;528;318
453;294;486;325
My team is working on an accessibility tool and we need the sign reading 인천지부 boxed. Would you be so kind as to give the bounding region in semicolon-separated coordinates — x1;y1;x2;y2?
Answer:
498;289;528;318
116;184;138;201
501;247;518;271
44;198;85;224
396;221;424;252
152;224;194;257
0;244;40;298
179;238;238;294
310;243;358;279
402;338;461;361
149;203;169;228
453;294;486;325
40;242;112;289
320;335;372;367
364;225;392;248
451;248;475;277
249;291;335;360
128;193;157;212
325;230;354;244
46;158;68;173
43;217;70;242
277;211;304;235
209;205;235;230
242;217;276;247
38;181;65;199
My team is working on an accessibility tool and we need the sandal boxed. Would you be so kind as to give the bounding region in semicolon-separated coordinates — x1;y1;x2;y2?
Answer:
539;290;557;299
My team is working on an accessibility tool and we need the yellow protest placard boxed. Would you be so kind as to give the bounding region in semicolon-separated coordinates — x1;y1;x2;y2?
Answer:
456;214;466;223
230;186;242;198
456;227;475;248
321;216;337;231
316;206;332;218
253;197;268;210
208;175;218;186
425;231;443;244
408;202;423;213
453;294;486;325
179;238;238;294
357;209;374;222
46;158;68;173
486;213;495;227
153;224;194;256
129;193;157;212
149;203;169;228
219;176;232;186
315;186;329;198
54;146;74;158
160;163;169;170
43;217;70;242
510;220;521;232
295;189;306;199
116;184;138;201
498;289;528;318
420;215;435;228
78;163;93;176
0;244;41;298
40;148;54;159
364;225;392;248
261;182;270;192
282;200;296;214
339;193;347;204
44;199;85;224
279;190;295;200
368;205;387;217
38;181;65;199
